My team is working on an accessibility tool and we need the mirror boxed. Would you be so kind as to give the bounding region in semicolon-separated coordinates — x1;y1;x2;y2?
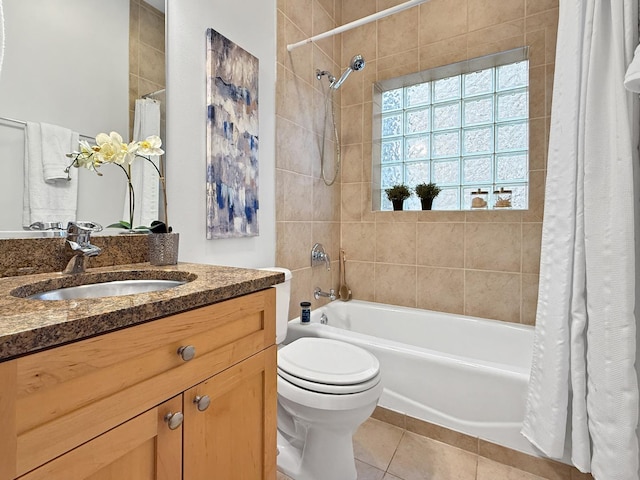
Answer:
0;0;166;236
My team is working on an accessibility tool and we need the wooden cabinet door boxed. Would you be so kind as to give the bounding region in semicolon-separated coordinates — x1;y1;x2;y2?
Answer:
19;396;182;480
183;346;277;480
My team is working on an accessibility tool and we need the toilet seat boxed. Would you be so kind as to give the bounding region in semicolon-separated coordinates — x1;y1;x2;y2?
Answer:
278;337;380;394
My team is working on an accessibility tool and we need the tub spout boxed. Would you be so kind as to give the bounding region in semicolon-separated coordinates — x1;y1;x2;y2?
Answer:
314;287;336;301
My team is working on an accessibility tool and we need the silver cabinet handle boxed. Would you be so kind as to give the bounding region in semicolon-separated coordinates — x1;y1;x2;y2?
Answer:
193;395;211;412
164;411;184;430
177;345;196;362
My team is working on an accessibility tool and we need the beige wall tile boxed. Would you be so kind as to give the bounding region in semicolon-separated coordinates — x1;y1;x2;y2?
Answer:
388;432;477;480
342;182;364;221
342;23;378;67
276;116;314;174
529;65;546;119
521;273;539;325
529;117;547;171
375;222;417;265
374;264;417;307
419;35;467;71
341;144;364;183
525;8;559;32
341;104;364;144
525;29;546;68
288;266;313;318
522;169;545;222
417;267;465;314
317;0;334;19
139;5;164;52
353;418;404;471
465;223;522;272
138;43;165;85
378;9;418;58
465;270;521;322
417;223;464;267
342;222;376;261
312;221;340;265
464;210;523;223
281;171;314;221
313;177;341;222
466;20;524;48
342;0;376;24
525;0;558;16
275;168;285;222
418;0;468;45
313;1;335;59
346;260;376;301
284;0;313;37
276;221;313;270
522;223;542;273
468;0;524;32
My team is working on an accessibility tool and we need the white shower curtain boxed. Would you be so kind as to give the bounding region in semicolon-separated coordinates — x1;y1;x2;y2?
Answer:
125;98;161;227
521;0;639;478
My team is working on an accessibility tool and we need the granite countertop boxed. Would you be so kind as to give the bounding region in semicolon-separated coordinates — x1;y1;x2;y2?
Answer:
0;262;284;362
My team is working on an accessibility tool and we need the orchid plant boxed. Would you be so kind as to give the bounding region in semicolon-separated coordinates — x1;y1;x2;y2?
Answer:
66;131;168;232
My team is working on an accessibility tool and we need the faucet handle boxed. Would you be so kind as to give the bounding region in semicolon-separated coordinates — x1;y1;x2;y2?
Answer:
67;221;103;235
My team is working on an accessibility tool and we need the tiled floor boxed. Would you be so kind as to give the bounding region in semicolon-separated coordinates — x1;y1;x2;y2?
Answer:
276;417;593;480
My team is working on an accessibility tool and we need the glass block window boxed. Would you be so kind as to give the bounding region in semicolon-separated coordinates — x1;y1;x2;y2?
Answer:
374;52;529;211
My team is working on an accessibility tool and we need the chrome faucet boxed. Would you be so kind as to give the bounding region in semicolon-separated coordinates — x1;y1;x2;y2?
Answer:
311;243;331;271
314;287;336;301
63;221;103;274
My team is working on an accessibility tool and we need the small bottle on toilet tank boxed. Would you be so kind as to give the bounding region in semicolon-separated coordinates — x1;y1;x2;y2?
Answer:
300;302;311;324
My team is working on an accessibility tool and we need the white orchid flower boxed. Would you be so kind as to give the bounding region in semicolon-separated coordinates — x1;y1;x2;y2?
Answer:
137;135;164;156
94;131;128;164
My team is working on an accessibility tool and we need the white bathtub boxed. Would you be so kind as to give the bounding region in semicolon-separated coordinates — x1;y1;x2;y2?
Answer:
285;300;539;457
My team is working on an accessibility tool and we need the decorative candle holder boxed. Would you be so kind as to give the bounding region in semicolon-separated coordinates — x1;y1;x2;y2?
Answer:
148;233;180;266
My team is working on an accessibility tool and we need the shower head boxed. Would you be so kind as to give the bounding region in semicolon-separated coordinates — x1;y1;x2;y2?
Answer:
331;54;366;90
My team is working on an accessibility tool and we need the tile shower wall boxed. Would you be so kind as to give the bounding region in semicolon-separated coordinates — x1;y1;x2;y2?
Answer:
339;0;558;324
276;0;343;316
129;0;166;137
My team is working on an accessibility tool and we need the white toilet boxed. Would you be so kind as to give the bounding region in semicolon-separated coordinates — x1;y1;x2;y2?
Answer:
264;268;383;480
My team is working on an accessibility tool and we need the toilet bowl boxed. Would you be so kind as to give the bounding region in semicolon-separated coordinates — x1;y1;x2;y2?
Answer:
261;267;382;480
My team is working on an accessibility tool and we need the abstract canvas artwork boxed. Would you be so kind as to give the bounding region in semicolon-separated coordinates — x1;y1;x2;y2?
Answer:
206;28;259;239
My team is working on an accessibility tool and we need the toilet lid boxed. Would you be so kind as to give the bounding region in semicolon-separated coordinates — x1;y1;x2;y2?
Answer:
278;337;380;385
278;367;381;394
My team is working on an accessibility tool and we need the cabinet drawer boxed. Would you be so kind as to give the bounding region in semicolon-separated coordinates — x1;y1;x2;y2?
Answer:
6;288;275;478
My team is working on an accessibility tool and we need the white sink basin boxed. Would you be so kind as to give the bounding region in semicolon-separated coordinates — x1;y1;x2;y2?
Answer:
23;279;187;301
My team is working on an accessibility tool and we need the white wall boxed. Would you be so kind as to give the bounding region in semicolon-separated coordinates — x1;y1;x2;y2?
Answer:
0;0;129;231
166;0;276;268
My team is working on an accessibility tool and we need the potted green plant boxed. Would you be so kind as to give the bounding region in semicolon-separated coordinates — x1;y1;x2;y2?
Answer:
385;184;411;211
414;182;442;210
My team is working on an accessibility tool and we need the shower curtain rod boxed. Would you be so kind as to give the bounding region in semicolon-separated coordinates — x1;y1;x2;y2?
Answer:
141;88;165;99
287;0;429;51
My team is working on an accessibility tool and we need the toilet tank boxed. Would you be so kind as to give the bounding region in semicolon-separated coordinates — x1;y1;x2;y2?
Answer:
259;267;292;344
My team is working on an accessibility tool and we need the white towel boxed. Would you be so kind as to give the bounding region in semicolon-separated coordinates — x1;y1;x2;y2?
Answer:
41;122;75;181
23;122;79;227
124;98;161;227
624;44;640;92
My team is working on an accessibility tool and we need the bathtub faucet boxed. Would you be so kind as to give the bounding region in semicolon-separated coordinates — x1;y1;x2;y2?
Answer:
314;287;336;301
311;243;331;271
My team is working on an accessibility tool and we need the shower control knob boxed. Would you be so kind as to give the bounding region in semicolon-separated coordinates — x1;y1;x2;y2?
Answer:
193;395;211;412
164;411;184;430
177;345;196;362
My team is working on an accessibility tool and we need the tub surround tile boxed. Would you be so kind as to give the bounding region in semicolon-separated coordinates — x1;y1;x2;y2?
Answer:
374;264;417;307
417;267;465;314
468;0;524;31
345;261;376;301
521;273;540;325
342;223;377;261
0;263;283;361
465;270;521;322
464;223;522;273
418;0;468;45
375;223;417;265
387;431;478;480
353;418;404;471
417;223;464;268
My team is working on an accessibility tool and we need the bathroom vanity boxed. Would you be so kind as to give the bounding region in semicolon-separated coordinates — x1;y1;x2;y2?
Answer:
0;262;282;480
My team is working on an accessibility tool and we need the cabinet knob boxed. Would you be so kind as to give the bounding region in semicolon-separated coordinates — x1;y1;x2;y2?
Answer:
177;345;196;362
193;395;211;412
164;411;184;430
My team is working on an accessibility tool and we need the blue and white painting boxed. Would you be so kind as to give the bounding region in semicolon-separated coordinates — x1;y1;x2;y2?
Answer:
206;28;259;239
